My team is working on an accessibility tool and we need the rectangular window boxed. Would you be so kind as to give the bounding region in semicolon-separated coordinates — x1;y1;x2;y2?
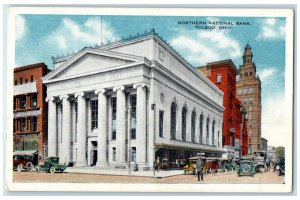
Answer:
130;95;136;140
21;118;26;132
249;138;252;144
13;97;16;110
20;78;23;84
159;110;164;137
217;74;222;83
14;80;18;85
111;97;117;140
32;93;37;107
131;147;136;162
30;75;34;82
31;117;37;131
112;147;116;161
75;102;78;142
91;100;98;130
20;95;26;109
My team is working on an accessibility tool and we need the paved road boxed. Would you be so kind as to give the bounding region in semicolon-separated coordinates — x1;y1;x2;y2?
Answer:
13;169;284;184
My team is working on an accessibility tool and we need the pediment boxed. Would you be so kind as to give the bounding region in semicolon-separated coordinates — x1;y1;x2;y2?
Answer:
43;48;145;82
54;53;134;79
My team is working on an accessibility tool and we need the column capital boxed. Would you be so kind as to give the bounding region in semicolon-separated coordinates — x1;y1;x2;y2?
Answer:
95;88;106;95
59;95;70;101
133;82;149;89
113;85;125;92
75;92;85;98
45;96;55;102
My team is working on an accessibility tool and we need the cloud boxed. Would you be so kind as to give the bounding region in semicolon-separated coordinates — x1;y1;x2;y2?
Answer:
15;15;26;41
261;94;290;147
255;18;285;41
46;17;119;51
170;29;242;66
258;68;276;81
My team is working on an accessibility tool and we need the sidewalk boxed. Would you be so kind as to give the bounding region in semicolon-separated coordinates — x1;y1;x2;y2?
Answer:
65;167;183;178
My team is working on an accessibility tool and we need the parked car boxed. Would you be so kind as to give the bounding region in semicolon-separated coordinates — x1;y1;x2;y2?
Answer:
253;151;267;172
205;157;222;173
274;157;285;176
236;157;256;177
183;156;207;175
35;157;67;173
13;150;38;172
220;158;235;172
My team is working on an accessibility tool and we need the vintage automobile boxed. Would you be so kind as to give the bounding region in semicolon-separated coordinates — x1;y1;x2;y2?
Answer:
183;156;207;175
220;158;235;172
13;150;39;172
205;157;222;173
35;157;67;173
274;157;285;176
236;157;256;177
253;151;267;172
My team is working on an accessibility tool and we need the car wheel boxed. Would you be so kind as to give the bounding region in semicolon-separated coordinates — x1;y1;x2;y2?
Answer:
242;165;251;173
26;162;34;171
17;164;23;172
49;166;56;173
35;166;40;172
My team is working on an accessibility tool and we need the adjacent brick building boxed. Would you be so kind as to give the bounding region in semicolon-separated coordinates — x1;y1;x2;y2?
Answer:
13;63;51;160
197;59;248;157
236;43;262;155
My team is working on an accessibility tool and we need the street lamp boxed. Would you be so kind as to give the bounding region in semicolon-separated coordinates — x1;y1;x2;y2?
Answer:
125;105;132;175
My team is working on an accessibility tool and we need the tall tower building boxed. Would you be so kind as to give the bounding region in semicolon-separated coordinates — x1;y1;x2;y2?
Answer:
236;43;262;155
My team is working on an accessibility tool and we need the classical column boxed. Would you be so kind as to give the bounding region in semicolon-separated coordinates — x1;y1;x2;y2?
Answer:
133;83;148;165
59;95;71;164
95;89;107;166
46;96;57;157
113;86;126;164
75;92;87;166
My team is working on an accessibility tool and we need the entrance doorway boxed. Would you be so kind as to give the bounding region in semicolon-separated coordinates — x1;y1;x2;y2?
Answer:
90;150;97;166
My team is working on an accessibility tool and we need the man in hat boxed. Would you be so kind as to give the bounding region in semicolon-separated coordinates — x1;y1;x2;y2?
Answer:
196;157;204;181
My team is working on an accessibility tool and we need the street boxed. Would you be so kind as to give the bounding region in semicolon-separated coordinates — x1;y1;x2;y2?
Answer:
13;169;284;184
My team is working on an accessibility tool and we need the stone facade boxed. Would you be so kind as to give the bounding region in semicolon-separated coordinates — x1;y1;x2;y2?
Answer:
236;44;262;155
13;63;51;160
43;30;224;170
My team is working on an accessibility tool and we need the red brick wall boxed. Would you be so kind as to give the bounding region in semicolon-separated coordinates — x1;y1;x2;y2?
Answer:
197;62;248;153
14;63;50;159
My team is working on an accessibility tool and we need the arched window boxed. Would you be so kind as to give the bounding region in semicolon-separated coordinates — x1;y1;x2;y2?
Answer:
206;117;210;145
191;111;196;143
199;114;203;144
250;72;253;76
244;72;248;77
170;102;177;140
212;120;215;146
181;107;187;141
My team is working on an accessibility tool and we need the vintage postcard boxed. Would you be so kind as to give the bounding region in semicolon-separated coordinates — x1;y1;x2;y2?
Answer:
5;6;294;193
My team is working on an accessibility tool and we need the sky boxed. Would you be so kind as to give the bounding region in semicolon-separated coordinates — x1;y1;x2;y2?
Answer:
15;14;287;147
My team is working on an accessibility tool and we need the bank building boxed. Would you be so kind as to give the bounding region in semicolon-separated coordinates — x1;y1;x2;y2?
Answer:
42;29;224;171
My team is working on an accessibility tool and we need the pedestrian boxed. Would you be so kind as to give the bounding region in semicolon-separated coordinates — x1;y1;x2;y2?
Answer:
196;158;204;181
155;157;160;172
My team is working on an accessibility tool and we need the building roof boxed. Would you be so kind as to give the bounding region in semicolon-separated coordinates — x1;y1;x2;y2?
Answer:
52;28;194;68
197;59;238;73
14;62;50;72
